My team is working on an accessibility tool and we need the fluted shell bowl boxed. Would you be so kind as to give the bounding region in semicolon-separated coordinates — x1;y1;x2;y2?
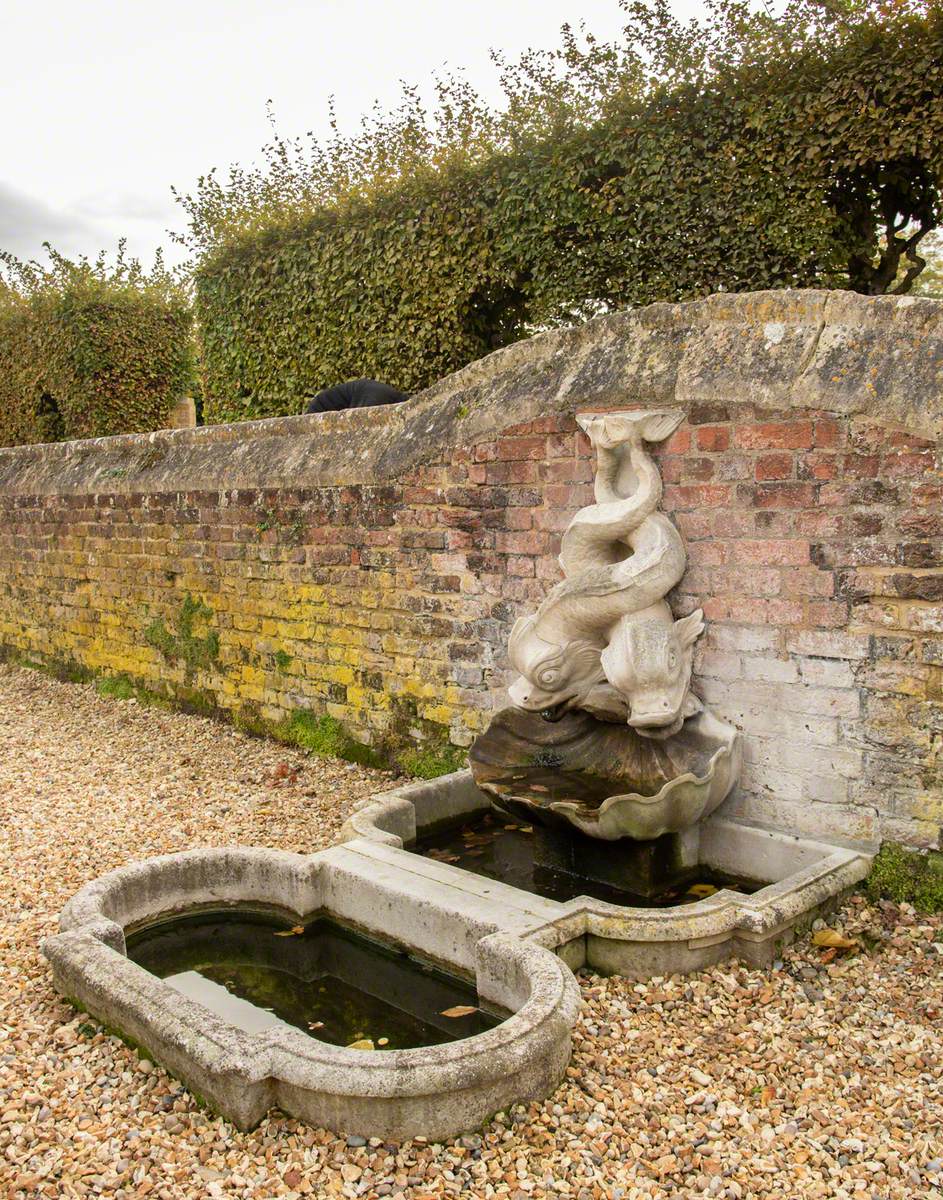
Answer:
469;706;741;841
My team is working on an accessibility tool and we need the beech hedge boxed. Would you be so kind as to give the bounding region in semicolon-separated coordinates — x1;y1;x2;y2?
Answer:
183;1;943;423
0;249;193;447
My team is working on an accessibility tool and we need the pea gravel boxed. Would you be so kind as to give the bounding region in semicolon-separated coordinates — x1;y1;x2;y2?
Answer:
0;663;940;1200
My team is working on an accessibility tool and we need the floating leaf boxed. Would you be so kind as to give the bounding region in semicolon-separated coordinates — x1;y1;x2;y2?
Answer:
347;1038;375;1051
307;1021;324;1030
440;1005;477;1018
274;925;305;937
377;1037;389;1046
688;884;718;898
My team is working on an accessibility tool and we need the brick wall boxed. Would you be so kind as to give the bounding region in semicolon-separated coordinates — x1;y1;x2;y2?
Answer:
0;289;940;848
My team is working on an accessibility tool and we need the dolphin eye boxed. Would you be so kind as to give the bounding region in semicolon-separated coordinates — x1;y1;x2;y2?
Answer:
538;668;560;687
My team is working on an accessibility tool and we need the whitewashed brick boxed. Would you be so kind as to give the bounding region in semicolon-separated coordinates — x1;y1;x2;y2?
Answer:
786;629;871;660
709;625;782;654
802;775;849;805
694;649;742;680
798;657;856;688
741;656;799;684
741;763;804;801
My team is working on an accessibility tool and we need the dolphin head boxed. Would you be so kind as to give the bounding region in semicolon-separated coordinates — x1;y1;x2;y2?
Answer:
601;607;704;736
507;616;606;721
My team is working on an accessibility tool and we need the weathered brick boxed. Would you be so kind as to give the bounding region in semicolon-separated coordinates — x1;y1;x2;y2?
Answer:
734;421;813;450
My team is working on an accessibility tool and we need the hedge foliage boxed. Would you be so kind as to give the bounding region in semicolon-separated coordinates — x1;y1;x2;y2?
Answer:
0;245;193;446
181;0;943;424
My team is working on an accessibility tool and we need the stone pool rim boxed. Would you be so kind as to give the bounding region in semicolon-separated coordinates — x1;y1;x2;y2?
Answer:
341;769;876;974
43;845;580;1138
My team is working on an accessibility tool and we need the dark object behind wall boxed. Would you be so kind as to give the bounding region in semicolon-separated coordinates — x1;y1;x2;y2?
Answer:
304;379;408;415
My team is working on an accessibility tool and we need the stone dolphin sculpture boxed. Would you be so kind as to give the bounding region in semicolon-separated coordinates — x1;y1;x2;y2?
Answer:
507;409;703;736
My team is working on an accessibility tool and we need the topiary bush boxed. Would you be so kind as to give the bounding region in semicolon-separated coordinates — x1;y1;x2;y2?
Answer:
0;244;193;447
179;0;943;424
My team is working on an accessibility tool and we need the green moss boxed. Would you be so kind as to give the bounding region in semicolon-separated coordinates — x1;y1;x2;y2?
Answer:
273;649;292;671
276;710;384;768
864;842;943;913
395;743;467;780
96;674;137;701
144;593;220;679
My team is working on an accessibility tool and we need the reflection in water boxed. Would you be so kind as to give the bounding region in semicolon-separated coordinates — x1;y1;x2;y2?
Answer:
414;811;760;907
127;912;500;1050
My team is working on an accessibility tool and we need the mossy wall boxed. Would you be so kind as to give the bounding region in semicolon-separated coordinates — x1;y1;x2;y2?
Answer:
0;290;940;845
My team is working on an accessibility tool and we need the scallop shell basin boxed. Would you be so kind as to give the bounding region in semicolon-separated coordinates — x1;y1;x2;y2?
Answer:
469;707;742;841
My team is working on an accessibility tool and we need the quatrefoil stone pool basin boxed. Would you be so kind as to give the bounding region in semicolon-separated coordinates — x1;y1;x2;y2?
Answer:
42;846;580;1140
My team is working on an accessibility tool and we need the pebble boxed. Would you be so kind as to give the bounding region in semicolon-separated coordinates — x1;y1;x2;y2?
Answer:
1;664;941;1200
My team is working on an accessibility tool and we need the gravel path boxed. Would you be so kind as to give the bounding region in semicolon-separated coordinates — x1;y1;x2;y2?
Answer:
0;663;941;1200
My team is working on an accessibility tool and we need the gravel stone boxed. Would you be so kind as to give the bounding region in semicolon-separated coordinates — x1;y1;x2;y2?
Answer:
1;664;942;1198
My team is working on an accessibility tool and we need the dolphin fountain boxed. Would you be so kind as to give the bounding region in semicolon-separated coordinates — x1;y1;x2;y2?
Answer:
470;409;742;885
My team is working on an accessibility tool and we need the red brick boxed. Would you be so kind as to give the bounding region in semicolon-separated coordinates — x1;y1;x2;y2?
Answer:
755;453;793;481
733;539;810;566
764;599;805;625
813;418;842;448
663;484;731;509
842;454;880;478
662;427;691;455
754;482;817;509
734;421;813;450
696;425;731;452
881;451;937;478
807;601;850;628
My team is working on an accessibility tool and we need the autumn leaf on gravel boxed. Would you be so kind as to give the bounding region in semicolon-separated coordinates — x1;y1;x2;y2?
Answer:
440;1005;477;1018
812;929;858;951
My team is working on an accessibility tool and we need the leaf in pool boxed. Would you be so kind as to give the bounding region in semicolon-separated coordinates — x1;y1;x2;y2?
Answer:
273;925;305;937
377;1037;389;1046
520;826;533;834
347;1038;375;1051
688;884;717;898
440;1005;477;1018
307;1021;324;1030
530;784;549;793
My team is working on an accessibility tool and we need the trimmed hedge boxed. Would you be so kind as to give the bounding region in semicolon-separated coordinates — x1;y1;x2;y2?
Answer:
0;248;193;447
185;1;943;424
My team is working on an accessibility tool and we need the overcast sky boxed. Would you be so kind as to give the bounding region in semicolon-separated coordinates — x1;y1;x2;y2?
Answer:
1;0;707;270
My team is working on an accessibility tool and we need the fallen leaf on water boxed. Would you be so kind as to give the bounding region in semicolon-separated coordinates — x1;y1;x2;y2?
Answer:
440;1005;477;1018
688;884;717;898
347;1038;374;1051
377;1037;389;1046
812;929;858;950
274;925;305;937
307;1021;324;1030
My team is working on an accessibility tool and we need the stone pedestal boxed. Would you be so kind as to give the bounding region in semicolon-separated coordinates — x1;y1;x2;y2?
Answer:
532;822;700;899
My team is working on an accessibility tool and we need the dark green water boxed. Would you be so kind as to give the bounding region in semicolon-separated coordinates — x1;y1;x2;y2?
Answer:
414;810;759;907
127;911;500;1050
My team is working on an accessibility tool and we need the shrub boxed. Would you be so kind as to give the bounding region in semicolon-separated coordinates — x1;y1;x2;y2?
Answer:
179;0;943;423
0;244;193;446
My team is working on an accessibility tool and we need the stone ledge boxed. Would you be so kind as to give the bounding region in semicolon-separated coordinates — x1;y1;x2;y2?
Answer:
2;289;940;496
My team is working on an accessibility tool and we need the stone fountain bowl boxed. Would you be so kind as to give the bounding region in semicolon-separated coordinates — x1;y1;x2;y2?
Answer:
470;706;742;841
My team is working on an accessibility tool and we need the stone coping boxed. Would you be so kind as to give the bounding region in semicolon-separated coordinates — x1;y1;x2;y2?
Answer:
44;846;580;1139
3;289;940;495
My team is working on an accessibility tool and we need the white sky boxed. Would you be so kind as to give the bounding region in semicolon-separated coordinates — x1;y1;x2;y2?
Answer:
0;0;701;268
